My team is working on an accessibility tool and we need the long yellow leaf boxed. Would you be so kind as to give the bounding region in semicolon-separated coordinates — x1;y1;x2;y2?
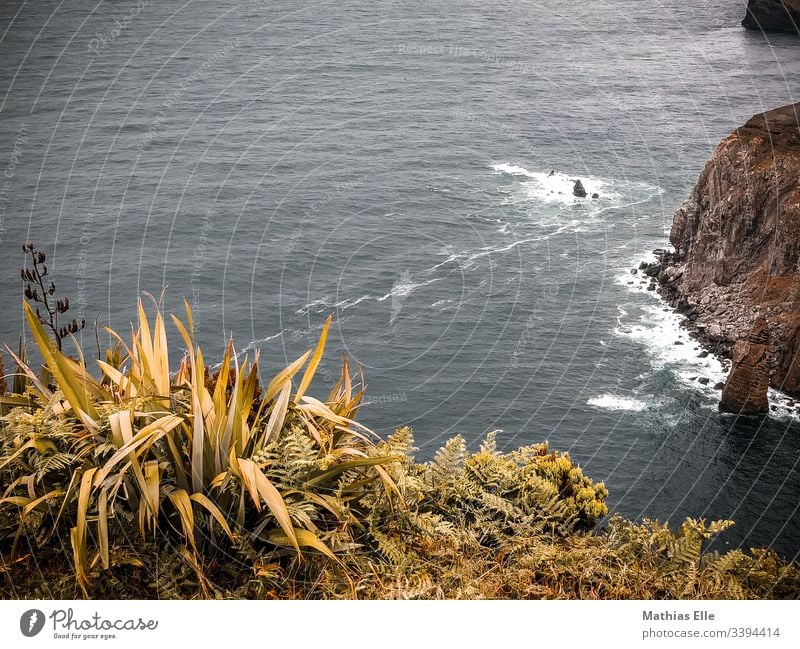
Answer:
3;344;52;401
23;302;98;421
21;489;65;517
152;310;170;396
238;458;298;550
167;489;196;550
263;381;291;445
305;456;400;487
267;528;339;563
294;315;332;403
141;461;160;526
94;414;182;486
74;468;97;586
263;351;310;403
70;527;88;593
97;360;134;398
189;493;234;542
98;489;109;569
190;386;205;492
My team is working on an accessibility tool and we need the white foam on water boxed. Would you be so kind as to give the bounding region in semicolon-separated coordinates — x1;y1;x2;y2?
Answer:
492;163;609;204
377;276;442;302
491;163;665;237
616;302;727;386
587;394;649;412
296;296;331;315
429;235;547;273
614;254;730;395
431;298;457;310
333;294;374;311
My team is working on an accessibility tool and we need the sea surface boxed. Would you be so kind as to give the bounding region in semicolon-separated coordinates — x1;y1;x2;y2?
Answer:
2;0;800;557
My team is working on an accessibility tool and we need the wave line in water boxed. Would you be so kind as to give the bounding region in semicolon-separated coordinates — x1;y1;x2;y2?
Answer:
587;394;648;412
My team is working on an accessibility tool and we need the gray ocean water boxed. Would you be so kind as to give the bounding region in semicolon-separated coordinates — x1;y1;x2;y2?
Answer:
1;0;800;558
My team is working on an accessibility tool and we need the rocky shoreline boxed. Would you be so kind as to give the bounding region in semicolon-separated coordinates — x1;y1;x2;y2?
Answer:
631;251;800;415
628;103;800;415
631;251;730;385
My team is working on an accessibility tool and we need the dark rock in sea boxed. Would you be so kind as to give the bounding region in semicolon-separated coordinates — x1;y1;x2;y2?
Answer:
631;268;638;275
714;382;725;390
698;377;710;385
658;103;800;399
639;261;649;270
573;179;587;198
720;315;771;415
591;193;600;199
698;350;709;358
742;0;800;32
674;340;683;345
688;376;697;381
647;284;655;291
644;263;662;278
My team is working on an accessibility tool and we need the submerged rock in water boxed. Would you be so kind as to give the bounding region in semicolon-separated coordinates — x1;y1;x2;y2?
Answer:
591;192;599;199
572;179;587;198
720;315;771;415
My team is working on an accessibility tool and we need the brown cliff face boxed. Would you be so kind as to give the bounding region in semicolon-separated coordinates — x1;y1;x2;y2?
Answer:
662;103;800;398
720;316;771;414
743;0;800;32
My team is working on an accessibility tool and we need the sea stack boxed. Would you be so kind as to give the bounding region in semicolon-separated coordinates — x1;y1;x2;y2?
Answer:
742;0;800;32
657;103;800;403
572;179;587;198
720;315;771;414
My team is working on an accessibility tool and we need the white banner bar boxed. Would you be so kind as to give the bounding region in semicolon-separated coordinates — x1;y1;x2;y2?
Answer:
1;600;798;648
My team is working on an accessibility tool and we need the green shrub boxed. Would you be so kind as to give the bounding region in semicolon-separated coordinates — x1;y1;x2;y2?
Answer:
1;299;798;600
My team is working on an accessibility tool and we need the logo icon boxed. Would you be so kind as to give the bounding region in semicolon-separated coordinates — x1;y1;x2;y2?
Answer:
20;609;45;637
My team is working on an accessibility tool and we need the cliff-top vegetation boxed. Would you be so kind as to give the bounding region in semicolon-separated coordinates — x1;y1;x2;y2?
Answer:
0;246;798;599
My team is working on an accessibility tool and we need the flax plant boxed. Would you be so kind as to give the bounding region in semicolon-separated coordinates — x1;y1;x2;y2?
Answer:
0;298;401;595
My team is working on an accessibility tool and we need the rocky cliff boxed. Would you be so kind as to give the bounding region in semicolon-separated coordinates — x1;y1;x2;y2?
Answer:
743;0;800;32
657;103;800;405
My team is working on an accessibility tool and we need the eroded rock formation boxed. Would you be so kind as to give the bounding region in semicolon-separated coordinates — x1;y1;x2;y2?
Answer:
658;103;800;402
720;315;771;414
743;0;800;32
